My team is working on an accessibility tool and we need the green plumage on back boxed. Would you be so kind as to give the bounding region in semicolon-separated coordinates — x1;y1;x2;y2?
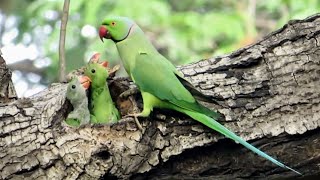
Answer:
99;17;301;175
132;53;219;119
84;61;120;124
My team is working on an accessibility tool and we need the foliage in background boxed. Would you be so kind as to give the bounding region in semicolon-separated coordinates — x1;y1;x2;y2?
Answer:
1;0;320;96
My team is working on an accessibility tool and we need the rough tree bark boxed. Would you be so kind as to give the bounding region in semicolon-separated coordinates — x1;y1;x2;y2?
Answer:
1;14;320;180
0;54;17;103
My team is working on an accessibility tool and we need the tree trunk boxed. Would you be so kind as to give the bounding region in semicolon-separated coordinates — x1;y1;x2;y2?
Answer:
1;14;320;180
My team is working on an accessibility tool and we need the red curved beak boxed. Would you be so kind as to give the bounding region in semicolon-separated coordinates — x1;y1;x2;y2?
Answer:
99;26;108;42
79;76;91;90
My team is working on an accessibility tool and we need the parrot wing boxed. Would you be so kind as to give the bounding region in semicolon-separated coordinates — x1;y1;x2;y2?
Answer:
131;52;219;119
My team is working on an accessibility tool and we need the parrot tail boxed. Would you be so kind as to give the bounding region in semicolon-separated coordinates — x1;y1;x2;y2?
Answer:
183;110;302;175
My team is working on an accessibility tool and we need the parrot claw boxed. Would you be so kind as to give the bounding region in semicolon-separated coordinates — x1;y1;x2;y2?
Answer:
123;113;143;130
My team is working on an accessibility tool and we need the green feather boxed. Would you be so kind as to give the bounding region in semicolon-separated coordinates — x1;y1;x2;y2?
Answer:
84;62;120;124
132;53;219;119
65;118;81;126
100;17;301;175
184;110;302;175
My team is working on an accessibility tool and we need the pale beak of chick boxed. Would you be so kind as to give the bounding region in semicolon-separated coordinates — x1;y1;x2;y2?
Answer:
79;76;91;90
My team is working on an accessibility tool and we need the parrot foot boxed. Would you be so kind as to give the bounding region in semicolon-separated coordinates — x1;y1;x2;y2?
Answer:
119;88;139;99
123;113;143;130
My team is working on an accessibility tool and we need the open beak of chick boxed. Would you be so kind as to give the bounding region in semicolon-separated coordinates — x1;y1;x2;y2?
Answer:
79;76;91;90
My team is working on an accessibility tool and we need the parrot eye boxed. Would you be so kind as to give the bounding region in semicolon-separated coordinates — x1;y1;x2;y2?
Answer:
91;69;96;73
111;21;116;26
71;85;76;89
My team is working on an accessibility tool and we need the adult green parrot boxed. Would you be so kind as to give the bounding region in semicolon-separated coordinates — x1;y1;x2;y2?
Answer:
98;17;301;175
65;77;91;126
83;53;120;124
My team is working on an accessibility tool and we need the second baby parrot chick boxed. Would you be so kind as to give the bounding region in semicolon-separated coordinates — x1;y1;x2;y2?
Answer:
83;54;120;124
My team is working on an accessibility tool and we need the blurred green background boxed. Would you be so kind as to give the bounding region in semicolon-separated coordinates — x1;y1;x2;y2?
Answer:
0;0;319;97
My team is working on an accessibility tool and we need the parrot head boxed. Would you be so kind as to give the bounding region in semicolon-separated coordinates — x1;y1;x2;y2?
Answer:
66;77;89;100
84;61;109;87
99;16;135;42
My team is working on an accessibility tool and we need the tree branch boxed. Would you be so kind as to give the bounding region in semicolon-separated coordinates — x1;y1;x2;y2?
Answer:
7;59;45;76
0;54;17;103
1;13;320;179
58;0;70;82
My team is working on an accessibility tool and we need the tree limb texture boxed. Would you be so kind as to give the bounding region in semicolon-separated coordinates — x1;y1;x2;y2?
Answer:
1;14;320;180
58;0;70;82
0;54;17;103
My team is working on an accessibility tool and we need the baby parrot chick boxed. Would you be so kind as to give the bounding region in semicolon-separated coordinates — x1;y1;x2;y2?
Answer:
83;54;120;124
65;76;91;126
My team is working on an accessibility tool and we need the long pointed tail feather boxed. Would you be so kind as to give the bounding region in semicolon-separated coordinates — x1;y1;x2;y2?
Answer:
184;110;302;175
